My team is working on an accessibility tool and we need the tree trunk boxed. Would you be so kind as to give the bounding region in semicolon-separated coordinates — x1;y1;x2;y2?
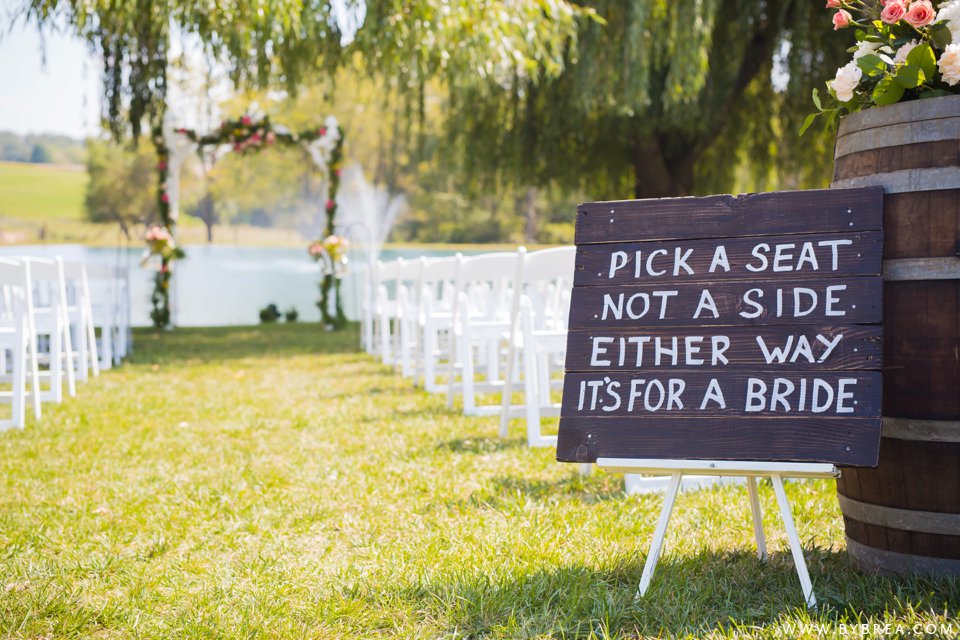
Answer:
523;186;538;244
632;136;694;199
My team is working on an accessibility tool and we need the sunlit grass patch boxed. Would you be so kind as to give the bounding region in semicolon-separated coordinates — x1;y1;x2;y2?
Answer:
0;323;956;638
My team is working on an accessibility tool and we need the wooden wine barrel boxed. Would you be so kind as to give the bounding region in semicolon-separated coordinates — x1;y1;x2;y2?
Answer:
832;95;960;577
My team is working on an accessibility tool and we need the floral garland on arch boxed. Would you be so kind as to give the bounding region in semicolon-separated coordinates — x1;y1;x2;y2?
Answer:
150;113;345;329
805;0;960;133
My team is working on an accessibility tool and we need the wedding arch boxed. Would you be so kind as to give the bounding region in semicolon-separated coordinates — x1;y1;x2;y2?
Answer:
147;110;347;329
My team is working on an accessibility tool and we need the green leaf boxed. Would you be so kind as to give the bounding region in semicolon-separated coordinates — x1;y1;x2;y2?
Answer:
799;113;819;137
812;87;822;111
894;63;925;89
930;23;953;50
857;54;887;77
873;76;906;105
906;42;937;79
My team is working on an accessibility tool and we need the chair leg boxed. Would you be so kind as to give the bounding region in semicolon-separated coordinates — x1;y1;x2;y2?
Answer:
523;342;541;447
423;324;439;393
461;336;476;415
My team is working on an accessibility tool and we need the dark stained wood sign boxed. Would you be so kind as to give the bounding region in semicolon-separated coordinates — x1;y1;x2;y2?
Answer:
557;187;884;467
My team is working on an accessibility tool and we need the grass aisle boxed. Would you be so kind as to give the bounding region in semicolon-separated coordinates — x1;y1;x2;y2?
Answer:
0;324;957;638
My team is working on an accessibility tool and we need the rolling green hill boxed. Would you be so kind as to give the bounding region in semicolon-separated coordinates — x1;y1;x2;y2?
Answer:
0;161;87;221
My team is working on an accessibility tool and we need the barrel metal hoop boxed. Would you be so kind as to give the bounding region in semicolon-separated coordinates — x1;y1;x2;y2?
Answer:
839;495;960;536
846;537;960;577
882;257;960;281
835;117;960;157
882;416;960;441
838;95;960;135
832;167;960;194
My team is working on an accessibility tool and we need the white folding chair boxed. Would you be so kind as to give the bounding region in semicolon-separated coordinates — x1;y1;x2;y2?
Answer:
446;250;523;415
24;257;77;403
372;259;401;366
62;261;101;377
0;258;41;428
393;258;423;379
81;262;132;369
499;246;576;447
413;256;459;393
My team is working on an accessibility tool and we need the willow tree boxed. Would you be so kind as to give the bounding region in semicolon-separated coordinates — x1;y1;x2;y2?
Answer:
14;1;591;140
437;1;854;200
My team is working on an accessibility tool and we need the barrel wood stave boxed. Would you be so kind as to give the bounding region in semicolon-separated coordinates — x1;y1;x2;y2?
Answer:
832;94;960;577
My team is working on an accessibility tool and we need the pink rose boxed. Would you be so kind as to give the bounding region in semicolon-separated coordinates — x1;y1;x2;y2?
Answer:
904;0;935;28
881;1;906;23
833;9;852;29
334;168;342;176
325;199;335;210
160;193;169;204
319;127;327;136
825;0;841;8
241;115;252;126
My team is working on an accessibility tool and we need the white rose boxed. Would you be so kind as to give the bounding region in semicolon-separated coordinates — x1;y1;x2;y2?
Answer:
894;40;920;65
853;40;882;60
830;61;863;102
937;0;960;44
938;43;960;85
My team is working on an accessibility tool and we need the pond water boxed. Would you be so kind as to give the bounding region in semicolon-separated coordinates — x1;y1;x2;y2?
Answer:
0;244;468;327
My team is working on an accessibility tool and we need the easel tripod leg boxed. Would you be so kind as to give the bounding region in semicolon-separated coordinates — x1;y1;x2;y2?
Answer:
637;471;683;597
746;476;767;561
770;473;817;609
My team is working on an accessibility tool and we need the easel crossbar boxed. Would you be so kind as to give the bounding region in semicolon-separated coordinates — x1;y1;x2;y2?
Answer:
597;458;837;479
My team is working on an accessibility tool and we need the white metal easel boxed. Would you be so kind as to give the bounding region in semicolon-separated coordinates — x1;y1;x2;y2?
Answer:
597;458;838;609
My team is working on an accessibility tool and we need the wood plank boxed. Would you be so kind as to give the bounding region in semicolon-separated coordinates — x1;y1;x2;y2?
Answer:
564;325;882;372
555;416;881;466
575;187;883;245
568;277;882;329
574;231;882;287
560;371;881;418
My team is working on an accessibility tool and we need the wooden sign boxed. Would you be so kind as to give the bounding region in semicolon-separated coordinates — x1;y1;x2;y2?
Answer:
557;187;884;467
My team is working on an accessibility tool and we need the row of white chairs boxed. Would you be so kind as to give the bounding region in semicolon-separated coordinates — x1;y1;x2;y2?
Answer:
362;247;576;449
358;248;729;494
0;257;132;430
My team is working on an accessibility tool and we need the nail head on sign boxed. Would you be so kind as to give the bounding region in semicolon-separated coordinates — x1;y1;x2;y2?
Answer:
847;208;852;214
609;218;614;223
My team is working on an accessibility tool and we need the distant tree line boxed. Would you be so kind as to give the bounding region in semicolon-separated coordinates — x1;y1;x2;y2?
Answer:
0;131;86;165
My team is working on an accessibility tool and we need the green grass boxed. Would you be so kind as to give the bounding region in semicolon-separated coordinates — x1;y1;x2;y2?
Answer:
0;161;87;222
0;324;957;638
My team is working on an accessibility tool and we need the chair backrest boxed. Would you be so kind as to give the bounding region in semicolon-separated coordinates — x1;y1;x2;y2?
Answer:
519;246;577;331
0;258;35;321
418;255;459;313
21;257;68;313
455;251;523;320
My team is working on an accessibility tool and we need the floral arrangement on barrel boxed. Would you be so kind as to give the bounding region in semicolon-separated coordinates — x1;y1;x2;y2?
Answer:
308;234;350;329
805;0;960;133
141;225;185;328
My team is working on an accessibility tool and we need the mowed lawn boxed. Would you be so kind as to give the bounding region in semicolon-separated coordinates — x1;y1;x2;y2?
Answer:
0;324;957;638
0;162;87;221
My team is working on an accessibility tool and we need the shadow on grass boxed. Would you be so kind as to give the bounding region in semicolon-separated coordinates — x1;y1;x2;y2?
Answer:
367;549;960;637
444;474;626;513
129;323;362;364
434;436;527;455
